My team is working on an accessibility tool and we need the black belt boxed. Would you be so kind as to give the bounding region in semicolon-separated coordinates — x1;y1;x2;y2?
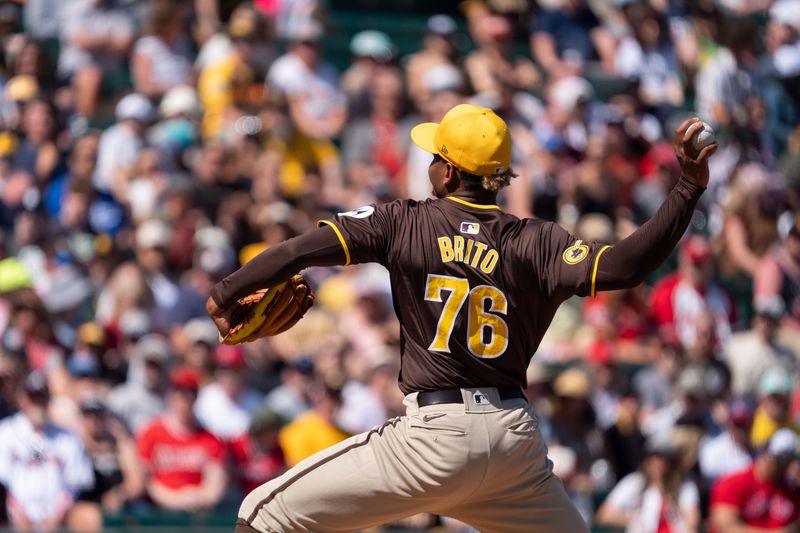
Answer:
417;387;526;407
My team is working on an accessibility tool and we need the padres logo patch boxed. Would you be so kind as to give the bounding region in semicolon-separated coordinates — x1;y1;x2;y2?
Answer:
562;240;589;265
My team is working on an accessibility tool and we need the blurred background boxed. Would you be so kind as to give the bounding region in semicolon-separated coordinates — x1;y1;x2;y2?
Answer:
0;0;800;531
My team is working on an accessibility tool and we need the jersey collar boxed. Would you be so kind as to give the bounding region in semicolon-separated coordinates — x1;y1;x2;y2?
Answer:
446;196;502;211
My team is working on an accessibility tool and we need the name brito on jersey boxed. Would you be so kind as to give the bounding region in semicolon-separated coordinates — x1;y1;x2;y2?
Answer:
437;235;499;274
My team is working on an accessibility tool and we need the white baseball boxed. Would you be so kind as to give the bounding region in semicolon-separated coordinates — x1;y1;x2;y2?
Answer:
692;122;715;151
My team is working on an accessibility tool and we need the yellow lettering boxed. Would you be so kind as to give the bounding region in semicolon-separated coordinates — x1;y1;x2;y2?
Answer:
453;236;465;262
480;250;499;274
471;242;488;268
438;237;453;263
464;239;475;265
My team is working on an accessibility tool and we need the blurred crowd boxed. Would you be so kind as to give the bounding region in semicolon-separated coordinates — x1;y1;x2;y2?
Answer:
1;0;800;531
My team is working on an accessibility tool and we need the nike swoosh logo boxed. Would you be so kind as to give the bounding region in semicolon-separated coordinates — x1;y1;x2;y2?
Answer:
422;414;447;422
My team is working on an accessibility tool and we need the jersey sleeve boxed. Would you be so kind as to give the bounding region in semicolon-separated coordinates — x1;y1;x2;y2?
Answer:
316;200;406;266
518;220;609;300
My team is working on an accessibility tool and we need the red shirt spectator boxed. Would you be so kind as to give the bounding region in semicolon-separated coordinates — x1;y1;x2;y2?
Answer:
137;417;224;490
650;235;735;349
136;367;227;511
710;429;800;532
229;407;287;494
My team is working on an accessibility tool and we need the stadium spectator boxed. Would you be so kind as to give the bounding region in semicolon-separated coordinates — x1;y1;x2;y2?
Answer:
751;366;800;449
57;0;135;119
710;428;800;532
405;15;458;107
755;222;800;324
266;19;346;203
106;334;170;433
11;98;61;182
597;436;701;533
93;93;153;194
650;235;735;349
229;407;287;494
136;367;226;511
131;1;193;98
279;377;349;467
341;30;396;106
264;357;314;422
725;296;797;396
0;371;94;531
699;396;755;482
194;345;262;441
73;397;143;522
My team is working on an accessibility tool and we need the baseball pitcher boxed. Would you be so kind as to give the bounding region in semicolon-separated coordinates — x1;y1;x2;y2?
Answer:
207;104;716;532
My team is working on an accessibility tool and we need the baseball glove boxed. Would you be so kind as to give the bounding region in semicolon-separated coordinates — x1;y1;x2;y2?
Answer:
221;275;314;345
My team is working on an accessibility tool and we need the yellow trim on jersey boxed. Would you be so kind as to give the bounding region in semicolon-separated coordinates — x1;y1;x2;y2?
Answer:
446;196;502;210
590;245;612;297
317;220;351;266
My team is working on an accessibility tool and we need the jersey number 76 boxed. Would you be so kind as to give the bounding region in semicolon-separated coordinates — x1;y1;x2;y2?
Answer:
424;274;509;358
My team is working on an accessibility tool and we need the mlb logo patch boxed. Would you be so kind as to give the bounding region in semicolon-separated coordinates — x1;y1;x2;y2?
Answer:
460;222;480;235
473;393;489;405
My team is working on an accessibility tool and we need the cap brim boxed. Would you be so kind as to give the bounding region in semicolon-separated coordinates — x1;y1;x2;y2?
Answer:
410;122;439;154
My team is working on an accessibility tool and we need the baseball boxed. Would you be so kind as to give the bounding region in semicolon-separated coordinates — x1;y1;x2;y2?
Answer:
692;122;715;151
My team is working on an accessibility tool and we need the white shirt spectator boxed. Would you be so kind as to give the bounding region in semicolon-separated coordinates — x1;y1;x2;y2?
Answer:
672;279;732;350
604;471;699;533
267;53;346;122
699;430;753;481
58;0;135;76
337;381;387;434
0;413;94;527
723;330;797;396
194;382;262;440
133;36;192;91
93;122;143;192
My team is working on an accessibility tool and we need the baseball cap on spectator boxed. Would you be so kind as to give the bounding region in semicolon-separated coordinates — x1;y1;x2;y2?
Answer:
411;103;511;176
576;214;614;243
119;308;151;340
759;366;793;397
292;356;315;376
4;75;39;103
767;428;798;459
287;19;323;43
645;434;678;457
213;345;245;370
350;31;394;62
423;64;465;94
79;396;106;414
136;219;172;250
183;318;219;346
116;93;154;123
228;14;257;41
769;0;800;30
135;334;171;364
553;368;590;399
67;353;101;378
681;235;712;263
754;295;786;320
78;322;106;348
0;258;32;293
728;396;755;426
170;367;200;392
249;407;286;434
549;76;594;111
159;86;201;118
23;370;49;396
427;14;457;36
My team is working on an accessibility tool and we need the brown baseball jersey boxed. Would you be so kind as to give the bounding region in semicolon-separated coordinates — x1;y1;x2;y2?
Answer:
320;196;606;394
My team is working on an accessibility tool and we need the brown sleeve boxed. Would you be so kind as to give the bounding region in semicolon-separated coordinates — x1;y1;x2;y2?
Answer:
318;200;406;266
210;226;346;308
592;176;705;295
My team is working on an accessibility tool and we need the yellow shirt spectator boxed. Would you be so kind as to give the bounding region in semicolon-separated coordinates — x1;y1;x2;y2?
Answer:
279;411;349;467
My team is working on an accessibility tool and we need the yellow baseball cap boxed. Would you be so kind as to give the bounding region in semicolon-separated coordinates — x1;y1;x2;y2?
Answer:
410;103;511;176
